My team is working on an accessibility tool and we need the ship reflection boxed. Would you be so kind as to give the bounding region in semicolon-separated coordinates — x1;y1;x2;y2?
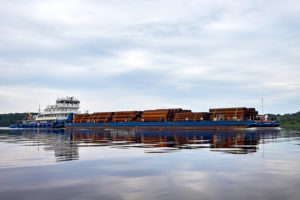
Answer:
68;128;279;154
7;129;79;162
8;128;280;162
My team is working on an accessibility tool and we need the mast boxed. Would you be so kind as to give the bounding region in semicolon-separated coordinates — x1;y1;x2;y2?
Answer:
261;97;264;115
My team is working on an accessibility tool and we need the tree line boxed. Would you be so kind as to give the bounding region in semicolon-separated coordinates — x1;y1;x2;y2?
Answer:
268;111;300;128
0;113;29;127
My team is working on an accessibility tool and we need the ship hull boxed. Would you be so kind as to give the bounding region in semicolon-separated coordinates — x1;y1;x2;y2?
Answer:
10;115;279;129
65;120;279;129
10;120;280;129
10;121;66;129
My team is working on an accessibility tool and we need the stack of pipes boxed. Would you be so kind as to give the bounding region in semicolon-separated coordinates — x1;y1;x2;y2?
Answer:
166;108;184;121
140;108;183;122
72;113;92;123
173;112;210;121
141;109;169;122
209;107;258;121
89;112;113;123
111;111;139;122
245;108;258;120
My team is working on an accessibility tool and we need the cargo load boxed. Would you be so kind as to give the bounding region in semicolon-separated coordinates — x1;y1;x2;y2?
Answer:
88;112;113;123
140;108;183;122
173;112;210;121
209;107;258;121
111;111;140;122
73;113;92;123
73;112;113;123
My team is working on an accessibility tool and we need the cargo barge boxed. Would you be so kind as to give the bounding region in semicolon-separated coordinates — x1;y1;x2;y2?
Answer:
10;97;280;129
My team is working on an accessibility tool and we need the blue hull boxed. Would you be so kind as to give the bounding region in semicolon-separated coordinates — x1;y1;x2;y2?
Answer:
250;121;280;127
11;120;280;129
10;121;66;129
66;120;278;129
10;113;74;129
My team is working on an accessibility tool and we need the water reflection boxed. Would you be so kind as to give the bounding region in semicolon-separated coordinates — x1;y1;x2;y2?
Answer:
0;128;300;200
0;128;281;162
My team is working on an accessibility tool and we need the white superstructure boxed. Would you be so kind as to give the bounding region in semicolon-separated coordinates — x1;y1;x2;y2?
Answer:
28;97;80;123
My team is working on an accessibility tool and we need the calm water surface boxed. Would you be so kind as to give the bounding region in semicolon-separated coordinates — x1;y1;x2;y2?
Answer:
0;127;300;200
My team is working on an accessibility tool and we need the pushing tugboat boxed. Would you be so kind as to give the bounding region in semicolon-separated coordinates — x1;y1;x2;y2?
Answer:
10;97;80;128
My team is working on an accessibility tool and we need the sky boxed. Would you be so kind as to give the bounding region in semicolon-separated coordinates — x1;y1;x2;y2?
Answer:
0;0;299;114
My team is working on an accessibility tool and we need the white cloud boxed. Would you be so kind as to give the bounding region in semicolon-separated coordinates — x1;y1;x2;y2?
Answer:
0;0;299;114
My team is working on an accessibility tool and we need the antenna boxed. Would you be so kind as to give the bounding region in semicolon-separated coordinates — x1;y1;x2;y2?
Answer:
261;97;264;115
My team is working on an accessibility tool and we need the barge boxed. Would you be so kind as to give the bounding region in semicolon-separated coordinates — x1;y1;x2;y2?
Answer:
10;97;280;129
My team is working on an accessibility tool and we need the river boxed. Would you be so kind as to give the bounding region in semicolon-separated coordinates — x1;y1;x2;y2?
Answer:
0;127;299;200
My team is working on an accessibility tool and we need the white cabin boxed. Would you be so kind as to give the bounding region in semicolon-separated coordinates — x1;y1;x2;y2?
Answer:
29;97;80;123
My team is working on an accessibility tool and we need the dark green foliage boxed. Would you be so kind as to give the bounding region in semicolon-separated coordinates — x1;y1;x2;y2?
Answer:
267;112;300;128
277;112;300;128
0;113;28;127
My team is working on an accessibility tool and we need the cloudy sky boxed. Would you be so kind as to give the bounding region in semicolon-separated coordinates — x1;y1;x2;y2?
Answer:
0;0;299;114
